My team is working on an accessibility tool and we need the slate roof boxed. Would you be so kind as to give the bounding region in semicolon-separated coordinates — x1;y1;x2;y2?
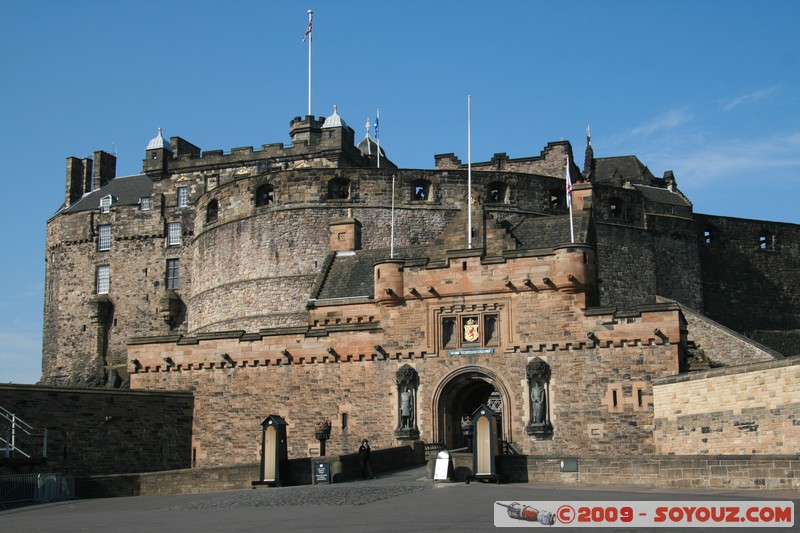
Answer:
510;215;576;249
314;211;591;301
635;184;691;207
60;174;153;214
315;247;431;300
594;156;655;185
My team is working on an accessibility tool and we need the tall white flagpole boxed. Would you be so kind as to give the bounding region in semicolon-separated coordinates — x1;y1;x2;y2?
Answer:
390;174;396;258
566;155;575;243
376;108;381;169
307;10;313;116
467;95;473;249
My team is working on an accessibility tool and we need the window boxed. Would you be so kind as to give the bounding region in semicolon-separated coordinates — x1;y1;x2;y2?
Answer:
327;178;350;199
547;189;562;210
411;179;431;201
167;222;182;246
96;265;110;294
487;182;508;203
758;231;774;251
177;187;189;208
99;195;113;213
442;317;456;348
703;226;716;245
97;224;111;251
609;198;625;219
166;259;180;290
206;200;219;224
256;184;274;207
139;197;151;211
484;314;498;345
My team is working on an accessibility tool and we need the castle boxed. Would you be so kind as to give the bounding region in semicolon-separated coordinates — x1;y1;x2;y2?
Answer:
42;108;800;468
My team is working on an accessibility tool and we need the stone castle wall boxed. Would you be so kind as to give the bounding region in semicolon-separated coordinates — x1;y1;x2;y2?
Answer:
0;384;193;476
129;246;682;468
43;199;192;386
653;357;800;455
187;168;575;333
697;214;800;334
677;304;779;366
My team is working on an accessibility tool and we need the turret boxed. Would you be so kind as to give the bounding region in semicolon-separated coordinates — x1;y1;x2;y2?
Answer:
289;115;324;147
143;128;172;177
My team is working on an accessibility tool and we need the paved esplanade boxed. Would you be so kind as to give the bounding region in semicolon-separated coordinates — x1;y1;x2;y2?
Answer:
2;467;797;532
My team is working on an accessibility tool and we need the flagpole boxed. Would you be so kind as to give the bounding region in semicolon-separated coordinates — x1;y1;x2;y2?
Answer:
307;10;313;116
467;95;473;249
390;174;396;258
567;155;575;243
376;108;381;169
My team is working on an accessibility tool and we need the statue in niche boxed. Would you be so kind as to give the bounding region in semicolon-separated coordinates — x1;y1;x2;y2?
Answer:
530;382;545;424
395;365;420;439
526;357;553;438
400;386;414;428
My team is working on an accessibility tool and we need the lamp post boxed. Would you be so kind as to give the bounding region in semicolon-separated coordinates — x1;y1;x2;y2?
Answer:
315;420;331;456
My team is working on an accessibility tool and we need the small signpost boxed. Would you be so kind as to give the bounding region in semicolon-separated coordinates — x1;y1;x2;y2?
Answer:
434;450;451;481
313;460;330;484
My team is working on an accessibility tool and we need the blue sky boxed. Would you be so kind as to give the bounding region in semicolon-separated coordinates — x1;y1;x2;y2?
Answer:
1;1;798;384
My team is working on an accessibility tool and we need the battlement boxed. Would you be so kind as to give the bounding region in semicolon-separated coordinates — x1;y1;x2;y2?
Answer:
434;140;573;178
137;114;381;176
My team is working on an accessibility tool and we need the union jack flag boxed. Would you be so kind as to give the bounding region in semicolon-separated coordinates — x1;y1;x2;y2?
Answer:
565;157;572;208
302;15;312;43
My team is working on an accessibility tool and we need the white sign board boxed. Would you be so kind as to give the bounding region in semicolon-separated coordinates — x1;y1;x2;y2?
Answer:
434;450;450;481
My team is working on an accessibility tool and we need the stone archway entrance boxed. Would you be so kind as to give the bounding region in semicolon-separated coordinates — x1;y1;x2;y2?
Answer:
434;368;508;450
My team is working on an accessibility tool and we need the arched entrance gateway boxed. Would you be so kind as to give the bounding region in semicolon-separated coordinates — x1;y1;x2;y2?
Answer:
432;367;512;451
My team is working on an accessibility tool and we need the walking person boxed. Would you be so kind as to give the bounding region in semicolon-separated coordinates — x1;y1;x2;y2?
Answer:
359;438;375;479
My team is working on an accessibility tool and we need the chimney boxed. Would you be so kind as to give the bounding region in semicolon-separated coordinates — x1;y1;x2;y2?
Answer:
92;151;117;191
65;156;92;206
329;212;362;253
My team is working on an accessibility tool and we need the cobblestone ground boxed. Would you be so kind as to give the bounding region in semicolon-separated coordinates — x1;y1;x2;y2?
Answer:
167;480;429;510
2;466;798;533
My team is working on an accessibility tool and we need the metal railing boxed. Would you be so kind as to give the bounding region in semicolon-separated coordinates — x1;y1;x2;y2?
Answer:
424;442;445;461
0;473;74;507
0;405;47;459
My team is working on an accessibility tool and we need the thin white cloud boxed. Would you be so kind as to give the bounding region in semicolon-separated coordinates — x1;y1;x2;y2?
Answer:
722;86;781;111
644;132;800;188
607;108;692;146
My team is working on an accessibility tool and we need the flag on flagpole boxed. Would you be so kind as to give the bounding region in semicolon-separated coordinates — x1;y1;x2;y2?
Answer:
565;157;573;209
375;108;381;168
302;14;312;42
566;156;575;243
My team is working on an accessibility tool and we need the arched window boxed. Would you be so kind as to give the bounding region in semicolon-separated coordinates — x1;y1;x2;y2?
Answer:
206;199;219;224
609;198;625;219
255;184;274;207
328;178;350;199
411;179;431;201
487;182;508;203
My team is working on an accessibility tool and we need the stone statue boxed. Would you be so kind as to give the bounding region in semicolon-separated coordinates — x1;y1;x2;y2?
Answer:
395;365;419;439
530;382;545;424
400;388;413;428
